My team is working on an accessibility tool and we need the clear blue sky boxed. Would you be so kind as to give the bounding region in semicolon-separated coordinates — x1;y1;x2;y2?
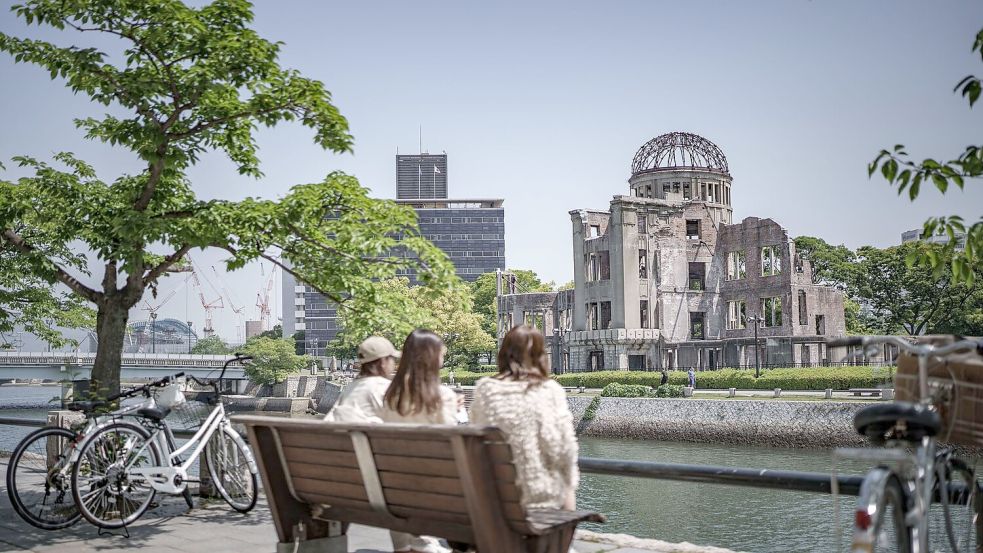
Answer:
1;1;981;342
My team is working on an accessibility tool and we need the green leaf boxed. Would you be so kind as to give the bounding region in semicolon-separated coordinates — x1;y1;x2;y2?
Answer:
932;174;948;194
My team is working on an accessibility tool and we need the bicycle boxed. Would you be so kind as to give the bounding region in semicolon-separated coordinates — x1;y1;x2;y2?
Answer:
828;335;983;553
69;354;259;529
5;372;186;530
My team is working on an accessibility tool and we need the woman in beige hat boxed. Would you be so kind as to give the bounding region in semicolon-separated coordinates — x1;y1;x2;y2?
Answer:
323;336;400;422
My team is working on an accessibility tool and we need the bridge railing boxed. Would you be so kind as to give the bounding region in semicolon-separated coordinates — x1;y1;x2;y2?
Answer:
0;352;247;368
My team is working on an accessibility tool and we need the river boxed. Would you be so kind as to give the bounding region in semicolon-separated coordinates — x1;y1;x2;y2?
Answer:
1;385;975;552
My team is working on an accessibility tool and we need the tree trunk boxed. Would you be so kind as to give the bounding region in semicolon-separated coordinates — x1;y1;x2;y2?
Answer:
91;299;129;398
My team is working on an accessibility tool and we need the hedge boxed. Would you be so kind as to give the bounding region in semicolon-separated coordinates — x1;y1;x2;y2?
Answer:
600;383;652;398
553;367;894;391
654;384;685;398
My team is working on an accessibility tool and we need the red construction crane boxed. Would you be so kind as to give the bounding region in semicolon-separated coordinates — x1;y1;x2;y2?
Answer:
190;267;224;338
213;266;246;343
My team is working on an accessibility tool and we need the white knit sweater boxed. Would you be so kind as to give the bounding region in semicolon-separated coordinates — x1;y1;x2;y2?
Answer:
470;377;579;510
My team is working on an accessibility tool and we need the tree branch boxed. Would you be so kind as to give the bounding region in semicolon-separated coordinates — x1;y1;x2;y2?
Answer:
0;229;101;303
142;244;192;286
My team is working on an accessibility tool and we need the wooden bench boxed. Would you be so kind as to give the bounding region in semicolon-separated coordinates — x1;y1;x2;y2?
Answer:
233;415;604;553
849;388;883;397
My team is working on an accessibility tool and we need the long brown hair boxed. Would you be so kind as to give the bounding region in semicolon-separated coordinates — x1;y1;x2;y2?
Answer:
384;329;445;416
496;325;550;381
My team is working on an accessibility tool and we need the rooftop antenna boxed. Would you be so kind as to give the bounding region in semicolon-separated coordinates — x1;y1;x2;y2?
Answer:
419;125;422;154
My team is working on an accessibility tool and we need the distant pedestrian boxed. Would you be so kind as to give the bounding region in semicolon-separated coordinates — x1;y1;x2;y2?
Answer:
660;369;669;386
687;368;696;389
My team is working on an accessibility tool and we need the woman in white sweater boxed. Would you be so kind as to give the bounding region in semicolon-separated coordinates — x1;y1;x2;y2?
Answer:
470;325;579;511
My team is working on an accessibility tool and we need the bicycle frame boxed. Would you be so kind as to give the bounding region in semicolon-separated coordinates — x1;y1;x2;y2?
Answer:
127;397;257;494
832;336;983;553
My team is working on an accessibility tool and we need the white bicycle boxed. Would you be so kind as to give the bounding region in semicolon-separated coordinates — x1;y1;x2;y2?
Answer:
70;354;259;529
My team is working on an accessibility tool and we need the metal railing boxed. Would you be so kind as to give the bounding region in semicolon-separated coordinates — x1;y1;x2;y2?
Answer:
2;417;974;504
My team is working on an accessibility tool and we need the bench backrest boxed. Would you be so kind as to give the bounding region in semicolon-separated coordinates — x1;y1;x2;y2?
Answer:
234;415;530;549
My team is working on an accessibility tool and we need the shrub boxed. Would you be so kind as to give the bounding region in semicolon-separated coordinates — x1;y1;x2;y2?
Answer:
600;382;652;398
554;367;892;391
654;384;685;398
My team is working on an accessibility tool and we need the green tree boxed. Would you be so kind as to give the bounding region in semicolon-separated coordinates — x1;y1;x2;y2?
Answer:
0;0;455;396
190;335;230;355
868;28;983;284
291;330;305;356
241;337;309;385
851;243;982;335
258;324;282;340
794;236;868;334
333;277;494;369
470;269;554;339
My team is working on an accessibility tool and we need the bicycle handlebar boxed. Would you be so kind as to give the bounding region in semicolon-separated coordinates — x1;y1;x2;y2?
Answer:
105;371;186;402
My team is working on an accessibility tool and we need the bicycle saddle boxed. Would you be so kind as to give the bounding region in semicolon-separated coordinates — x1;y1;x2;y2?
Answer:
136;406;172;421
854;402;941;444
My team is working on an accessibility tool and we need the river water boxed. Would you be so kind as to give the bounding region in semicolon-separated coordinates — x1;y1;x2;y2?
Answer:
1;385;975;552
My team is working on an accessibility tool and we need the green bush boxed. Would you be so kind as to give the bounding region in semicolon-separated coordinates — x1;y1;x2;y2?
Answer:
475;364;498;372
439;369;486;386
554;367;892;391
600;382;653;398
654;384;685;398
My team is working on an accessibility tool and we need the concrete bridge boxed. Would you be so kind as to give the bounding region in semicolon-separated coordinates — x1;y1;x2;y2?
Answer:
0;351;248;380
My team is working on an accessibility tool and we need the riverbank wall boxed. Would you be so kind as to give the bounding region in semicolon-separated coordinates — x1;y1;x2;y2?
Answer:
569;396;868;448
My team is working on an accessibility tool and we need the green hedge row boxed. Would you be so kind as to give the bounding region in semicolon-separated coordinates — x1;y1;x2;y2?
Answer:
553;367;894;391
600;383;652;398
441;367;894;390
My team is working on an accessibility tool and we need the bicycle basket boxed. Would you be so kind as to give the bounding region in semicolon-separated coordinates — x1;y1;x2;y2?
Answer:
895;346;983;447
170;399;211;431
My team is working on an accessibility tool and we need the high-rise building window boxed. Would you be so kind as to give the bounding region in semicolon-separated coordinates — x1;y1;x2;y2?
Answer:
726;251;746;280
761;296;783;327
761;245;783;276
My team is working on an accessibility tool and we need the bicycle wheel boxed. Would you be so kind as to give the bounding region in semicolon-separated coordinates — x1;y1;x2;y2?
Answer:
870;476;912;553
204;424;257;513
71;421;162;529
937;457;979;553
6;426;81;530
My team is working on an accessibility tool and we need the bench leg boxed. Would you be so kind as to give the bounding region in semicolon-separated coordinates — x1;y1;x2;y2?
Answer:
525;526;576;553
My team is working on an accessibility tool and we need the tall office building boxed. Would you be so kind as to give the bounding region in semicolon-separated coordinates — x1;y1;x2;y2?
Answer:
292;151;506;358
397;154;448;199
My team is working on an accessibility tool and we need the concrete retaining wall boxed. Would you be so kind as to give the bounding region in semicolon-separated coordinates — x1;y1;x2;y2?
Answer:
569;396;868;448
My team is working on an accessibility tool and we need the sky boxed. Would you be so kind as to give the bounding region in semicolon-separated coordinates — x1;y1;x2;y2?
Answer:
1;0;981;344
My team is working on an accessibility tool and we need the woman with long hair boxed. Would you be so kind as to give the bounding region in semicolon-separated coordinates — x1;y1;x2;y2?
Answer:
382;329;457;553
470;325;579;511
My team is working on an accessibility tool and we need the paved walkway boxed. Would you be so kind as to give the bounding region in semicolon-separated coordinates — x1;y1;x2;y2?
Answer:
0;459;737;553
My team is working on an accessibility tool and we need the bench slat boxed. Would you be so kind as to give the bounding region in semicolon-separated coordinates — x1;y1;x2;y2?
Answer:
375;454;458;476
293;477;368;502
314;505;475;543
369;438;454;459
280;431;354;452
283;446;357;468
379;472;463;495
288;463;362;485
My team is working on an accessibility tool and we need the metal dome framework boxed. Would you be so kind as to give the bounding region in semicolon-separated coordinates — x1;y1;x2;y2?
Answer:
631;132;730;176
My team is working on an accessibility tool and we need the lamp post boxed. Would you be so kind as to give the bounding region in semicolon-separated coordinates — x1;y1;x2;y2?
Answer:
150;312;158;354
187;321;193;353
746;315;764;378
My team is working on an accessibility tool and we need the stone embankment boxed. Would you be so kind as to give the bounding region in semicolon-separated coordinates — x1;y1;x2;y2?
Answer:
569;396;868;448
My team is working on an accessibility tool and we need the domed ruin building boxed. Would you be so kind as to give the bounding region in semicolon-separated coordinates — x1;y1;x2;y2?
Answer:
497;132;846;371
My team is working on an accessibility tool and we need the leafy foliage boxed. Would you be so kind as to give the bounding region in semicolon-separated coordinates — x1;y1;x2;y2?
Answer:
0;0;455;394
190;335;230;355
653;384;685;398
553;367;892;391
241;337;309;385
600;382;653;398
333;277;493;369
257;324;282;340
868;27;983;284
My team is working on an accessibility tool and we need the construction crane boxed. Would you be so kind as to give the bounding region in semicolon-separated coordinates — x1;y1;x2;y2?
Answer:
213;266;246;344
256;262;277;332
190;267;224;338
139;286;180;353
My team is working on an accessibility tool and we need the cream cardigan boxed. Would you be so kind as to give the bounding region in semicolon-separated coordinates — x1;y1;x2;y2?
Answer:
470;377;579;510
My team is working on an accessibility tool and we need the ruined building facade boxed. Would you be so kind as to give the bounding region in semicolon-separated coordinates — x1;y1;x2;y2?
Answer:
497;132;846;372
